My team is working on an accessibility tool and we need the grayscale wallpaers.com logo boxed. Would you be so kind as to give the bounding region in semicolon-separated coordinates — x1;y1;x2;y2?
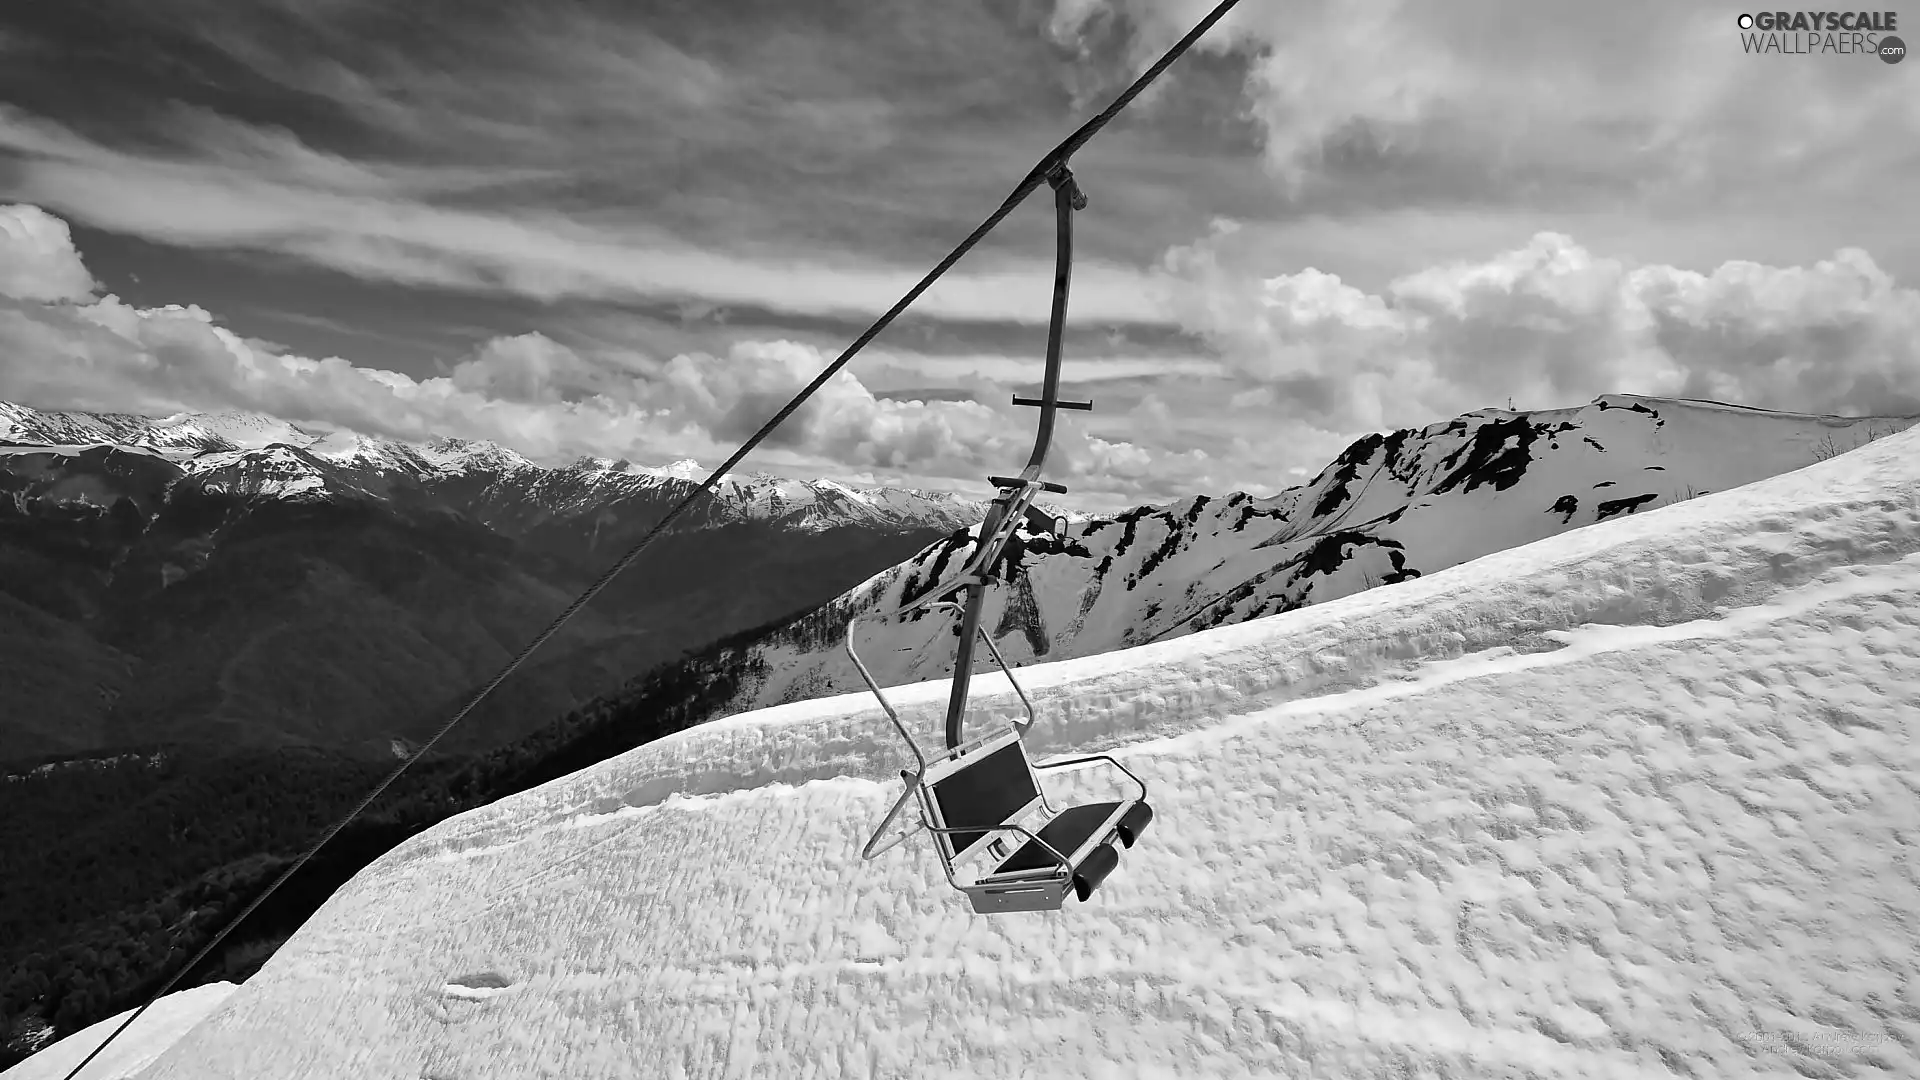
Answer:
1736;10;1905;61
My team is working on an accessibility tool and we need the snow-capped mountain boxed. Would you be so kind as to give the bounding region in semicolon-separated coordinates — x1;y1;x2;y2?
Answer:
656;394;1917;718
0;401;984;757
0;402;322;457
0;400;988;534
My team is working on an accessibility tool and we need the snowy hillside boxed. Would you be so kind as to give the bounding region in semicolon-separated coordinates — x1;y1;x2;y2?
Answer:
0;985;235;1080
699;394;1915;712
23;404;1918;1080
0;402;321;457
0;400;987;534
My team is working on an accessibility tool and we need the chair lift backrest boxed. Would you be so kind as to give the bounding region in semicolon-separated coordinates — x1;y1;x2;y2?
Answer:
919;724;1043;863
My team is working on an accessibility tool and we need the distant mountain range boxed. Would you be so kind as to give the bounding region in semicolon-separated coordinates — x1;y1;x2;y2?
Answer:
0;401;986;759
0;403;985;534
608;394;1916;732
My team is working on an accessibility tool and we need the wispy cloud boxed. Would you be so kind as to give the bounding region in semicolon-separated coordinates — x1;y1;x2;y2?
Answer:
0;1;1251;335
0;106;1183;328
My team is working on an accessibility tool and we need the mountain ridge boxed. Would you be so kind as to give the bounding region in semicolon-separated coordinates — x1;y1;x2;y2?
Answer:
599;393;1916;730
0;400;989;536
0;400;984;758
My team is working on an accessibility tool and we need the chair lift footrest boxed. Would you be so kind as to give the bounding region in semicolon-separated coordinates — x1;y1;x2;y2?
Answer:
1072;842;1120;902
1116;800;1154;848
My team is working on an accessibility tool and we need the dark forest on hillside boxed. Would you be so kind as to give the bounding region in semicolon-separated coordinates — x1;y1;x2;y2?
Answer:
0;604;801;1069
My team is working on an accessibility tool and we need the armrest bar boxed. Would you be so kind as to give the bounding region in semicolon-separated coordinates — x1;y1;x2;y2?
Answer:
1030;752;1148;801
923;821;1074;878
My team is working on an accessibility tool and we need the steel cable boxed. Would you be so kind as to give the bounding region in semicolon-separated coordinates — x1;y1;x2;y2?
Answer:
61;2;1247;1073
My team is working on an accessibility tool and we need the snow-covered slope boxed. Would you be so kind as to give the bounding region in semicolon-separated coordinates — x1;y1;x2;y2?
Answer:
28;406;1917;1080
1;984;236;1080
0;402;320;456
170;446;391;502
0;403;168;451
703;394;1916;711
0;400;986;534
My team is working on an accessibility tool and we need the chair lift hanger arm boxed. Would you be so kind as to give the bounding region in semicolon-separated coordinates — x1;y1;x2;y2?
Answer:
942;166;1084;749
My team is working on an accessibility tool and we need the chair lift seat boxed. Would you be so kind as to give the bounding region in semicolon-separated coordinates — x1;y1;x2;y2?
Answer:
918;724;1154;913
993;800;1155;875
986;799;1154;902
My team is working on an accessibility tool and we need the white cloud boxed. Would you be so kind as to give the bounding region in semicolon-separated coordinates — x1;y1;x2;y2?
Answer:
6;201;1914;514
0;204;98;302
1057;0;1910;180
1156;226;1920;429
0;205;1159;494
448;332;613;404
649;338;1184;491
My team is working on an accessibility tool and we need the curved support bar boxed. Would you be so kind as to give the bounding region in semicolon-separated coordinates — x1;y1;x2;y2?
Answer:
861;781;924;860
970;619;1038;734
843;613;923;764
847;612;933;859
924;601;1038;735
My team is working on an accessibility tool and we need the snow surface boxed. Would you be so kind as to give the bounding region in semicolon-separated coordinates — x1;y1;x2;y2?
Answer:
38;421;1918;1079
136;410;320;453
2;983;236;1080
649;458;713;482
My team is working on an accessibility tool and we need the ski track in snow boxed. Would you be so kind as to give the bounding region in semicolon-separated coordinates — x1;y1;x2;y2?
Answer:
14;429;1920;1080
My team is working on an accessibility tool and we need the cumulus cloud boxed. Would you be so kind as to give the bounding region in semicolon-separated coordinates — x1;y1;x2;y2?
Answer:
1156;225;1920;429
7;200;1913;512
650;338;1182;493
0;280;1042;480
448;332;616;404
0;204;99;302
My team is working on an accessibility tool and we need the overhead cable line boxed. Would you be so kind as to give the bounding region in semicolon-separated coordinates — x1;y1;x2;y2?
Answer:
61;1;1247;1074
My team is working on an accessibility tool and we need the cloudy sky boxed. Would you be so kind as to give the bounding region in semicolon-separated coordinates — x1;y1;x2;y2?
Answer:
1;0;1916;509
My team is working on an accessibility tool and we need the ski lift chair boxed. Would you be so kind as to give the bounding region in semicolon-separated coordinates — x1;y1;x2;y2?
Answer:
849;159;1153;913
918;722;1154;913
852;598;1154;914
